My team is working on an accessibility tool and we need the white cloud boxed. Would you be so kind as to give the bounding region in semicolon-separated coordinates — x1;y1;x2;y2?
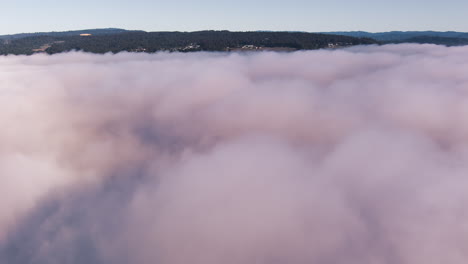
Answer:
2;45;468;263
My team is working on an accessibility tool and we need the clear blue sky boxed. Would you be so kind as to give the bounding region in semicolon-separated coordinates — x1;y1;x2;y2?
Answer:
1;0;467;34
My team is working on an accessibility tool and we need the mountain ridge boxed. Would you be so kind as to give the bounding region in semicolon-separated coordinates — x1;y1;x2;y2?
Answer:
0;30;377;55
2;29;468;55
321;31;468;41
0;28;131;40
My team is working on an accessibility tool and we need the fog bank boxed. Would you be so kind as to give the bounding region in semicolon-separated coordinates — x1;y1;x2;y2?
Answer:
2;45;468;263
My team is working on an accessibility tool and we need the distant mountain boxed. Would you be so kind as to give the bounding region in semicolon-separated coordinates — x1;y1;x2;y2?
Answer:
0;28;131;40
322;31;468;46
0;30;378;55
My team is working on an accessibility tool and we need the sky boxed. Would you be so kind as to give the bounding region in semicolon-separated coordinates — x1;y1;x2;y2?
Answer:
1;0;468;35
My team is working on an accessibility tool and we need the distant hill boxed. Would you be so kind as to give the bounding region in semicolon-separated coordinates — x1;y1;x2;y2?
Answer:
390;36;468;46
0;30;378;55
323;31;468;41
322;31;468;46
0;28;131;40
4;29;468;55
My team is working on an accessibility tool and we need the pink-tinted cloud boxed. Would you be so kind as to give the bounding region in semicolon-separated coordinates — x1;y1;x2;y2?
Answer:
1;45;468;263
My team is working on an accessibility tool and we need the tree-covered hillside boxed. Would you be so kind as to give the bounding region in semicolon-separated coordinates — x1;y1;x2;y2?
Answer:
0;30;378;55
322;31;468;46
0;28;130;40
323;31;468;41
389;36;468;46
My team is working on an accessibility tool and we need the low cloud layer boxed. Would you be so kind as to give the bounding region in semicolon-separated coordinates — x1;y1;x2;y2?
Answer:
1;45;468;263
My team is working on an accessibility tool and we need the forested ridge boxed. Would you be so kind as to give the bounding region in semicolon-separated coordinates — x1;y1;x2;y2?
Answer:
324;31;468;46
0;30;378;55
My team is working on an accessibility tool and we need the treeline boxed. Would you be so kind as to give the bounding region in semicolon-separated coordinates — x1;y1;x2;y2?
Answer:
388;36;468;46
0;31;378;55
0;36;58;55
324;31;468;42
0;28;129;40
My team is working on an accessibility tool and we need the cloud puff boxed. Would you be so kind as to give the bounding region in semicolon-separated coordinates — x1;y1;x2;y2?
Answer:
1;45;468;263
